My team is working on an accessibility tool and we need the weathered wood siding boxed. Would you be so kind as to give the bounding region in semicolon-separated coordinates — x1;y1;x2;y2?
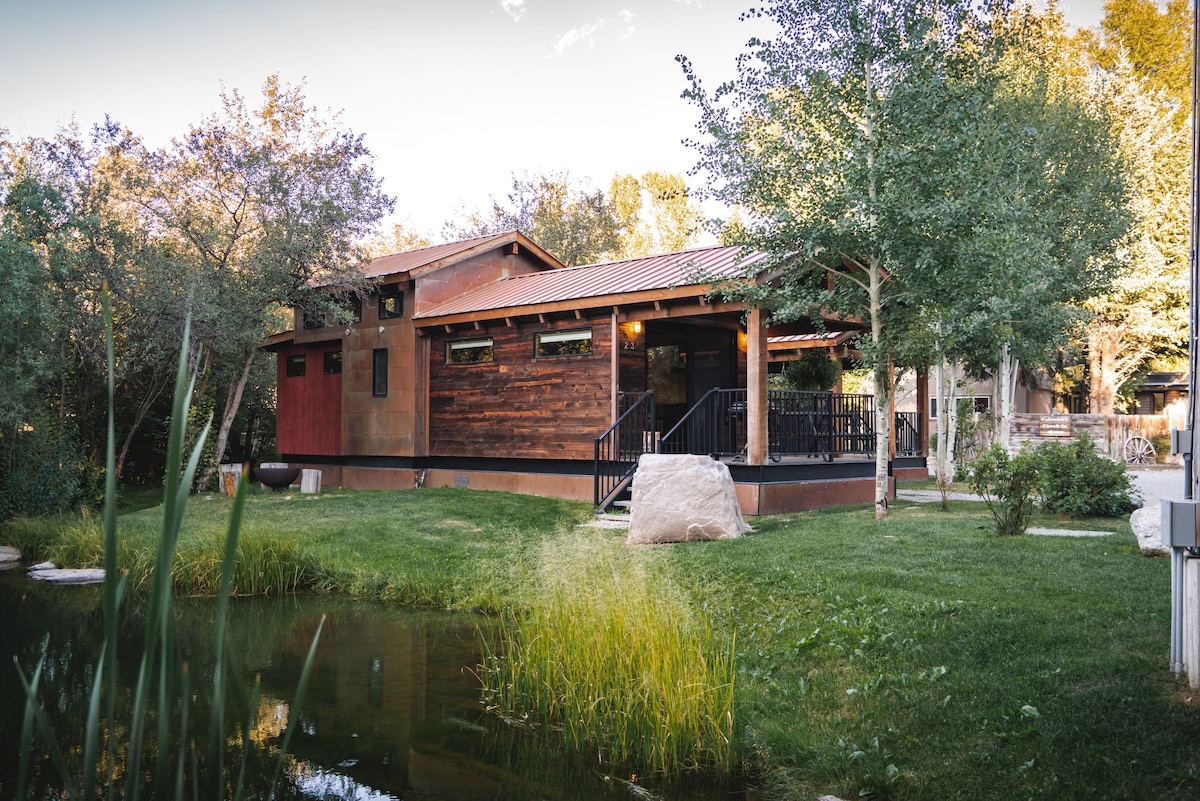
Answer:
428;317;613;459
276;344;342;456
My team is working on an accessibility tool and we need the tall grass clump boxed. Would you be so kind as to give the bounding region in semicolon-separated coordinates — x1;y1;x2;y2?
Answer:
479;531;736;778
14;292;322;801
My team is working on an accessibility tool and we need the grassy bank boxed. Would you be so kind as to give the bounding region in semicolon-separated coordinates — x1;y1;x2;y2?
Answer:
4;487;1198;799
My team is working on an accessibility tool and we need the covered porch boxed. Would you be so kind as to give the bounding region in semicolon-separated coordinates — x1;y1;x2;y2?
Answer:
596;306;928;513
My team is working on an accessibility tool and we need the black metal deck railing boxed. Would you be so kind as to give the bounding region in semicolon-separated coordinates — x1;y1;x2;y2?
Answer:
895;411;921;456
657;388;921;461
595;388;922;509
593;391;656;511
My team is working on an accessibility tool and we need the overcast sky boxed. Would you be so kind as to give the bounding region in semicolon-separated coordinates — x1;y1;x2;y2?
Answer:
2;0;1107;239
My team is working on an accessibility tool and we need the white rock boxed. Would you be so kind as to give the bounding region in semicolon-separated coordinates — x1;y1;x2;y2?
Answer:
1130;506;1169;556
29;561;57;571
0;545;20;564
28;568;106;584
626;454;750;545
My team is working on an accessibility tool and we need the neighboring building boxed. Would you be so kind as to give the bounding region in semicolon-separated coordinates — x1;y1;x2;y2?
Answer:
1134;373;1188;429
263;232;927;514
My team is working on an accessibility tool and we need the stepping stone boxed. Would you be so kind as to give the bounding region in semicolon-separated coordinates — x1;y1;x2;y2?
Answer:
1027;527;1111;538
0;545;20;564
27;568;106;584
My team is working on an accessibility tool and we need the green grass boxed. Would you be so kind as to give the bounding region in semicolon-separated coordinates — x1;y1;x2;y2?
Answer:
4;488;1198;799
479;528;736;777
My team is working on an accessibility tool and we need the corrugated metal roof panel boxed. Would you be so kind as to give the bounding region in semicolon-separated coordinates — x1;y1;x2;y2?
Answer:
415;244;766;319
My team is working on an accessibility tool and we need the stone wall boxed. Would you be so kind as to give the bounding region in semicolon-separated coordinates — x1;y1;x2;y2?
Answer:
1009;413;1175;462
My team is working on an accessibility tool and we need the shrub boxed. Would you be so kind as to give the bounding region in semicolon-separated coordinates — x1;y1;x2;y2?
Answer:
1152;433;1171;463
967;445;1040;536
0;414;95;522
1033;434;1138;518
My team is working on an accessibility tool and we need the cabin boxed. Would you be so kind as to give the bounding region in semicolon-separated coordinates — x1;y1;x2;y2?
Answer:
263;231;928;514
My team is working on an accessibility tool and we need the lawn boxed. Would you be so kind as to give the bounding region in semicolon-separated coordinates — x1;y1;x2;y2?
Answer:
4;486;1198;800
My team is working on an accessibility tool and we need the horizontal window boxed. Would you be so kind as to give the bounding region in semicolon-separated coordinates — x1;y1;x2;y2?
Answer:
302;297;361;329
447;337;494;364
536;328;592;357
286;354;306;377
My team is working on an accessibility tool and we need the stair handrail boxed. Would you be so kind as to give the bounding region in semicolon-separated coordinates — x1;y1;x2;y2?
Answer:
593;390;656;511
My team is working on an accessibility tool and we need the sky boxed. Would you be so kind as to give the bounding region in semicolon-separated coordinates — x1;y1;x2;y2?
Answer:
1;0;1108;240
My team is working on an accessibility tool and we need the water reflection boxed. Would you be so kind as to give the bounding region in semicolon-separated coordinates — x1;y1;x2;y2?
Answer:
0;571;741;800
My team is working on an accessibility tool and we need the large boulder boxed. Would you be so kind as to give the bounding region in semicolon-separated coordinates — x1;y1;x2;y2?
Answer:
1130;506;1169;556
627;454;750;545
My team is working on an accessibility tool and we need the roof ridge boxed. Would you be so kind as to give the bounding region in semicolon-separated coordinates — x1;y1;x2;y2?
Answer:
574;242;740;270
372;230;516;260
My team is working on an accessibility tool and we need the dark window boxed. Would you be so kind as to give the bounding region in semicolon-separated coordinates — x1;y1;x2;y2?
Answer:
301;297;360;329
301;309;324;330
447;337;494;364
286;354;306;377
378;285;404;319
536;328;592;357
931;396;990;418
372;349;388;397
323;351;342;375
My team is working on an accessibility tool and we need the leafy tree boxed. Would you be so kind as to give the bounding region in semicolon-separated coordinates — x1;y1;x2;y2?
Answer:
1075;6;1191;413
682;0;1132;518
1090;0;1192;110
114;76;392;488
923;7;1131;449
609;171;704;257
682;0;1002;518
362;219;432;258
444;171;620;265
0;127;159;509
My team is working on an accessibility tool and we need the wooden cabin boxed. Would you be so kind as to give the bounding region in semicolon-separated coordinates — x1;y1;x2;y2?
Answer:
263;231;928;514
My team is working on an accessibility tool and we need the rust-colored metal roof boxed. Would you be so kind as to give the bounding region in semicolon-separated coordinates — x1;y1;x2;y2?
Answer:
415;244;766;320
768;332;856;346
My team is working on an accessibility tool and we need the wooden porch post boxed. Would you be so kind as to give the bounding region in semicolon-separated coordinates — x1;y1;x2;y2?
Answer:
747;308;769;465
611;309;620;422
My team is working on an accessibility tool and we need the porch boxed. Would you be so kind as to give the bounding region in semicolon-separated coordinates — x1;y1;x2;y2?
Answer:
595;387;925;513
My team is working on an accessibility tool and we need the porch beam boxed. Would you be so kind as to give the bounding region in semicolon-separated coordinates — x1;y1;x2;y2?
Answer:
615;300;744;322
413;286;723;329
611;311;620;422
747;307;769;465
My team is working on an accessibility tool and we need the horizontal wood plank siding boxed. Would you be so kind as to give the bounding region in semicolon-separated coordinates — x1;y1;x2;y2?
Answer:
276;344;342;456
428;318;612;459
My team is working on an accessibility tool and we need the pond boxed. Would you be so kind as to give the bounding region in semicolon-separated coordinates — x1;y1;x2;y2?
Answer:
0;568;743;801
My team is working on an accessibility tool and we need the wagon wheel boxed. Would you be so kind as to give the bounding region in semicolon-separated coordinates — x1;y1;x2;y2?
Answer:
1123;435;1156;465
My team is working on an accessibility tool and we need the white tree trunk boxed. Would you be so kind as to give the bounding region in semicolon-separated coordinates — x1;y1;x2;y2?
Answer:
997;341;1018;452
935;356;957;500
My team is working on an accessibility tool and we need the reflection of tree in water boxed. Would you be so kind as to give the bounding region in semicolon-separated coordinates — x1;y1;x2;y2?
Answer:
1;581;744;800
